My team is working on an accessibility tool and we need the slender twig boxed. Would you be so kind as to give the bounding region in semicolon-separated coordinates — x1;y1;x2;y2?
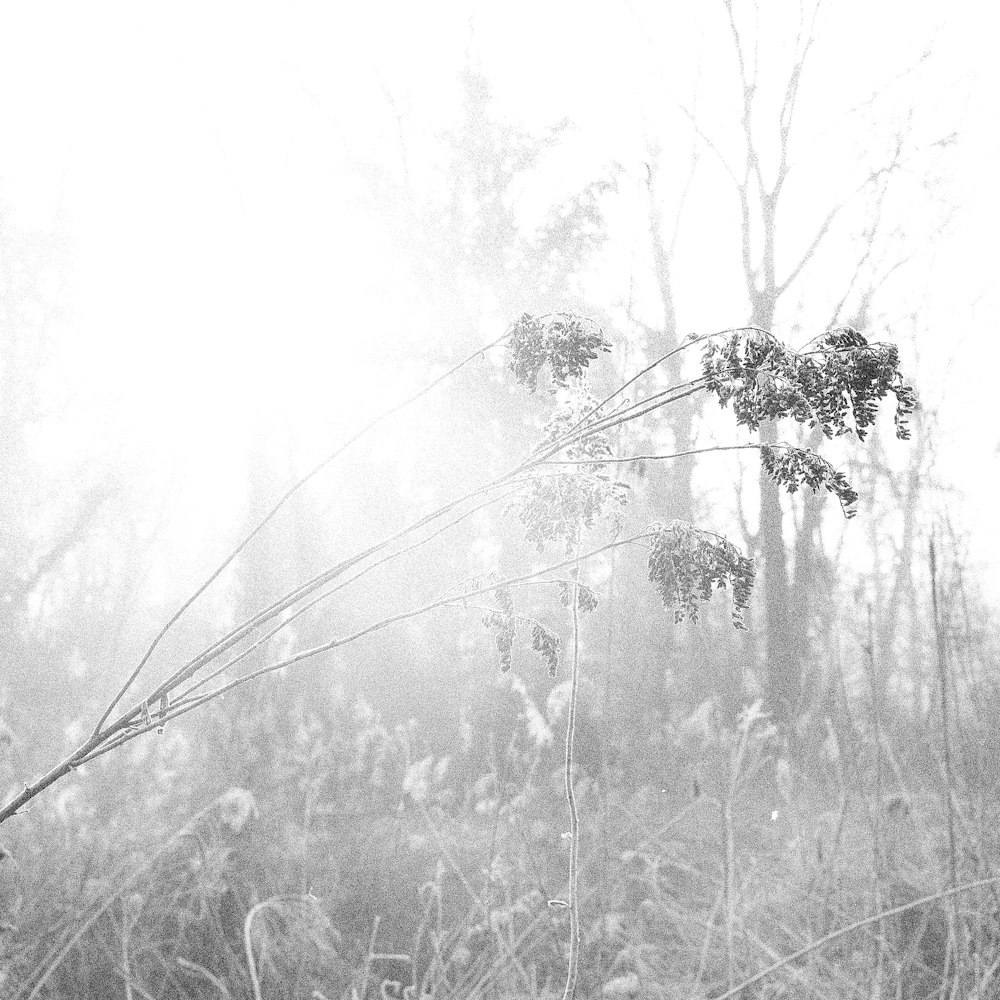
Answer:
68;535;648;768
530;381;709;470
560;554;583;1000
3;420;650;820
94;329;512;735
560;333;712;442
145;474;527;704
176;486;523;701
522;323;779;470
561;329;876;464
541;444;762;466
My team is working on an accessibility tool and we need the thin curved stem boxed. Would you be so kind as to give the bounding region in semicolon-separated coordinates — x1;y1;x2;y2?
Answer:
560;332;714;442
94;329;511;736
540;443;763;466
713;876;1000;1000
560;552;582;1000
143;473;527;709
176;485;523;701
66;533;649;770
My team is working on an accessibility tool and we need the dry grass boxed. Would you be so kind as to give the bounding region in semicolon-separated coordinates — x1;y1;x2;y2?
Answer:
2;682;1000;1000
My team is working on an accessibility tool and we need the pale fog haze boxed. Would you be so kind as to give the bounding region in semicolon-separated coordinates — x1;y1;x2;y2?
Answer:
1;2;999;998
2;3;997;576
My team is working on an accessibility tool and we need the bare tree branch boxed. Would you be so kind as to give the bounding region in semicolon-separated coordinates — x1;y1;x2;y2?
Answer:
673;102;741;189
773;0;820;201
776;131;908;297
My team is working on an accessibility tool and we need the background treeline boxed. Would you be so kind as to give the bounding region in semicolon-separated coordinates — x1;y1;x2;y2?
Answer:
1;6;997;998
